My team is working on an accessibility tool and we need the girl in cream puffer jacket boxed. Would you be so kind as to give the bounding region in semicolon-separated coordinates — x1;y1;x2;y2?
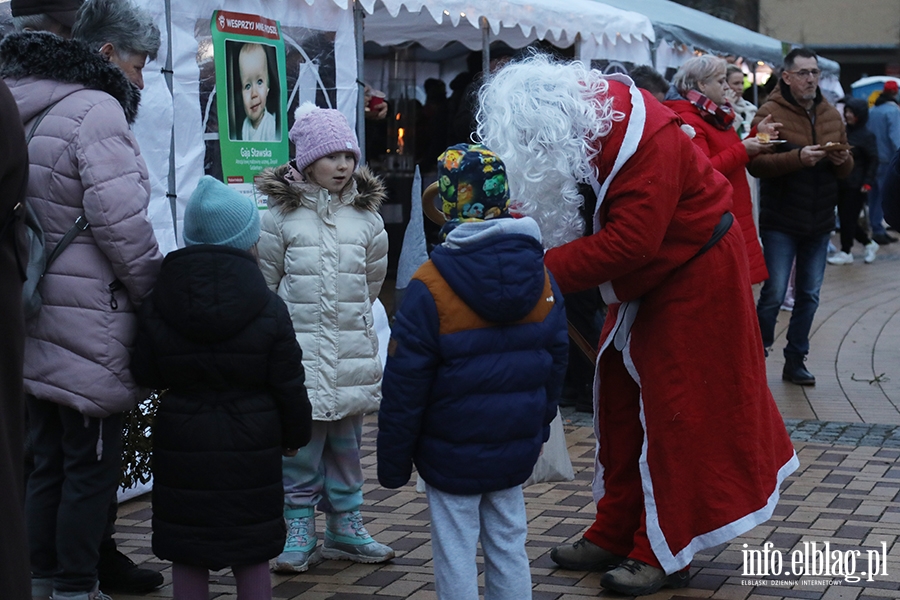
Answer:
257;163;388;420
256;103;393;572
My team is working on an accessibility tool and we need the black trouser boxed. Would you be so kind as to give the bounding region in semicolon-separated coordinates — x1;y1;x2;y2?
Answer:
837;188;872;253
0;347;29;600
563;288;604;396
25;396;123;593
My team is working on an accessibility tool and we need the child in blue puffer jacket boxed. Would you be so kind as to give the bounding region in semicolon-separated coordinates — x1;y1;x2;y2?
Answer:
377;144;569;600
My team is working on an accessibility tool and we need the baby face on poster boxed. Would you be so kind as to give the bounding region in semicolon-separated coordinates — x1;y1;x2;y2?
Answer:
238;43;270;129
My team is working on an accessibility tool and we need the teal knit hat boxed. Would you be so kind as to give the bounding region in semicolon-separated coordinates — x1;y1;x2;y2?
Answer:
183;176;261;250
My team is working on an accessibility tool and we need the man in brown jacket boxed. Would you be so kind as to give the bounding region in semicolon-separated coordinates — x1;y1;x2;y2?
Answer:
749;47;853;386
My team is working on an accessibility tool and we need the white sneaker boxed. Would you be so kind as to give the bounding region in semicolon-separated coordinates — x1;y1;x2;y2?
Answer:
864;240;878;264
827;251;854;265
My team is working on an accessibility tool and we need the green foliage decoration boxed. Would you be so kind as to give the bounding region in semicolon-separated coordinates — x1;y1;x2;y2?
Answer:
119;390;162;491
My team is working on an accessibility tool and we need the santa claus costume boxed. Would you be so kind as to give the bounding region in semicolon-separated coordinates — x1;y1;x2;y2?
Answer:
478;55;798;596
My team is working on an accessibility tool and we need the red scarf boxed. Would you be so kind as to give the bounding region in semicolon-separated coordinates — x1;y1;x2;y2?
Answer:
686;89;735;130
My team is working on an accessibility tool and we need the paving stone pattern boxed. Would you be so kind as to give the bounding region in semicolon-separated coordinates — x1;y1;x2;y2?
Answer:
109;235;900;599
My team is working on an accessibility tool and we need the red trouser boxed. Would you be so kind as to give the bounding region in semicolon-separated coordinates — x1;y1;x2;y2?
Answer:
582;348;660;569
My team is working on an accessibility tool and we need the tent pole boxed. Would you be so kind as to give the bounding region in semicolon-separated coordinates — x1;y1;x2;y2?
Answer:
354;0;366;164
752;62;758;105
481;17;490;77
164;0;177;240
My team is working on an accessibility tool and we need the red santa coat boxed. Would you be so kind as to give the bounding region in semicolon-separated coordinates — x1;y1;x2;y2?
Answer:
544;80;797;574
666;99;768;284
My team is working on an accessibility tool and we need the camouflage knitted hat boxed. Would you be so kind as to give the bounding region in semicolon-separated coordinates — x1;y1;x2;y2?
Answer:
437;143;510;223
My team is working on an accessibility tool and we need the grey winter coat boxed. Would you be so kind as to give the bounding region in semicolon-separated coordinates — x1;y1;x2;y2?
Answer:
0;32;163;417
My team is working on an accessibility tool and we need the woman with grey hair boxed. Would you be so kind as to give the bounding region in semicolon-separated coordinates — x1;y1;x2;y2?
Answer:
72;0;159;89
0;0;163;597
666;55;779;285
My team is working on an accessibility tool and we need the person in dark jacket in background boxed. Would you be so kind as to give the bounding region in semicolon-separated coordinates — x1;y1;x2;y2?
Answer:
449;44;517;145
828;98;880;265
378;144;569;600
131;176;312;600
0;77;31;600
882;147;900;230
865;80;900;244
629;65;669;103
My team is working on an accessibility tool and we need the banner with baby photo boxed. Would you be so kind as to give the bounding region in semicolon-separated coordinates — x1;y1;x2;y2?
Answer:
122;0;353;255
211;10;288;204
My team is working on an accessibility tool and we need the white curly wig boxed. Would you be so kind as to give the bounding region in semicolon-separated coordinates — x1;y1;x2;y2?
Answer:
475;53;623;248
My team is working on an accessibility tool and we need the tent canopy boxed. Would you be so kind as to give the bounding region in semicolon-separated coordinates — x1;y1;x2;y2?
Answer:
358;0;654;62
591;0;839;76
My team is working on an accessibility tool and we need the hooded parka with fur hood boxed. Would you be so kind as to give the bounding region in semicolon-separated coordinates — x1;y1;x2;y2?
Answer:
257;165;388;421
0;32;162;418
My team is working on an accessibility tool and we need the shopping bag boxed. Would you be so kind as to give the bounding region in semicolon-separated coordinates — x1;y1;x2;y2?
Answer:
524;408;575;486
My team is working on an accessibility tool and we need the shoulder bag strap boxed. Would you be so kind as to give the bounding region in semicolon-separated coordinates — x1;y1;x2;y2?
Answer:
25;100;91;273
26;102;59;144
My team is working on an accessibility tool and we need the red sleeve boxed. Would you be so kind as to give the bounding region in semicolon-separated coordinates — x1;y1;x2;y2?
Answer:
682;111;749;178
708;138;749;175
544;125;688;294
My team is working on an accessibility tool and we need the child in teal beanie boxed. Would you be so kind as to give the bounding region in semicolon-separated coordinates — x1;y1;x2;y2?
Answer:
131;176;311;599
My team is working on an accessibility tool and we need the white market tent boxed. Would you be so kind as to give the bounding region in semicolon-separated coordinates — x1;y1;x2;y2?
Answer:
1;0;844;254
361;0;654;64
591;0;840;78
10;0;652;254
357;0;655;168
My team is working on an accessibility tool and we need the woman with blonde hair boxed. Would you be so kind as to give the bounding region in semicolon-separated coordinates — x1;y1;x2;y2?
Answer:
667;54;778;284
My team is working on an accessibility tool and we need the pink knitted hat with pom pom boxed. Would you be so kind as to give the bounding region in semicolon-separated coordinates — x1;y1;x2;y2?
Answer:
289;102;361;172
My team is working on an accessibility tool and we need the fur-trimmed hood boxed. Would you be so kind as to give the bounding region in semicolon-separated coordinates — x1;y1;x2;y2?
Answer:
256;163;386;212
0;31;140;123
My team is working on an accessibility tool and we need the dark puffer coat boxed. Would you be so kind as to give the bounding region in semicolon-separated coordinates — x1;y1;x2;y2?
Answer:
378;218;568;495
884;148;900;230
131;245;311;570
840;98;879;193
749;79;853;237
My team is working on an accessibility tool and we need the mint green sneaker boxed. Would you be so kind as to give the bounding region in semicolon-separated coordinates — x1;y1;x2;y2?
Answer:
51;584;113;600
322;510;394;563
273;508;321;573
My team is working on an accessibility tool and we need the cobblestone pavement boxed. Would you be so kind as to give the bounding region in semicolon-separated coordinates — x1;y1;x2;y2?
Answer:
109;233;900;599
